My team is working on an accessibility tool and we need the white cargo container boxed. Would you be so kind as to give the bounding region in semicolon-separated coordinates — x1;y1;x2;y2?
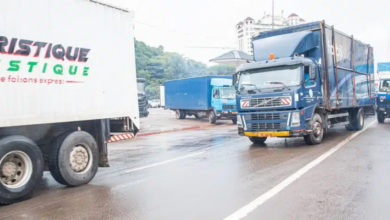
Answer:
0;0;138;204
160;85;165;107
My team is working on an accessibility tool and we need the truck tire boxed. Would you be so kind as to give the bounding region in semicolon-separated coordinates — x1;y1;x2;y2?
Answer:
377;112;385;123
48;131;99;187
249;137;267;144
0;136;44;204
232;118;237;124
208;111;217;124
346;108;364;131
176;110;186;120
303;113;324;145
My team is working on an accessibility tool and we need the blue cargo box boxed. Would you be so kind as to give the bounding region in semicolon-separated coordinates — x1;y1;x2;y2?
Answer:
165;76;232;110
251;21;375;109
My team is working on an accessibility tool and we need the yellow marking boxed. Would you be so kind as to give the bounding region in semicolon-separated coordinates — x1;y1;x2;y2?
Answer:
244;131;290;137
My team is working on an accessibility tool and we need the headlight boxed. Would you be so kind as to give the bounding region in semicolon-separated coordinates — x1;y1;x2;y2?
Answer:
291;112;300;127
237;115;243;127
379;107;385;111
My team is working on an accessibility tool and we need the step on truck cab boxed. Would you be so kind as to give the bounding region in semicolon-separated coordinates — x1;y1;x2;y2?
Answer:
165;76;237;124
0;0;139;204
234;21;375;145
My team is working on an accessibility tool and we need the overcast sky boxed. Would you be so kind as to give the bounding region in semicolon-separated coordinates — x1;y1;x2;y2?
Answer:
108;0;389;68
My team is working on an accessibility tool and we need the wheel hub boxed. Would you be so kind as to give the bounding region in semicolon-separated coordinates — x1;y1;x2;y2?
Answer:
313;122;322;137
0;151;32;188
70;146;90;172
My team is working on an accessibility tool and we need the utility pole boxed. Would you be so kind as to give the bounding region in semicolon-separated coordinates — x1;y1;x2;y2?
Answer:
272;0;274;30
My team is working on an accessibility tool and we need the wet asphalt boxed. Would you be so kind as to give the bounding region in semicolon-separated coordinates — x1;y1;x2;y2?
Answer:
1;116;390;220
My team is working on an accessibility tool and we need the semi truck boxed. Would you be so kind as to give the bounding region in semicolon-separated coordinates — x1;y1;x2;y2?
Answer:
137;78;149;117
0;0;139;204
234;21;375;145
376;62;390;123
165;76;237;124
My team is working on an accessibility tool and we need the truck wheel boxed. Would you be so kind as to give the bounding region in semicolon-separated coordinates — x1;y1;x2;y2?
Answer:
232;118;237;124
249;137;267;144
347;108;364;131
377;112;385;123
0;136;44;204
208;111;217;124
48;131;99;187
176;110;186;120
303;113;324;145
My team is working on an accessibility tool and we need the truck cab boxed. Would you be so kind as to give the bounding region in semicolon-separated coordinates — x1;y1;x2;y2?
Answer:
137;78;149;118
210;79;237;123
376;77;390;123
236;56;319;139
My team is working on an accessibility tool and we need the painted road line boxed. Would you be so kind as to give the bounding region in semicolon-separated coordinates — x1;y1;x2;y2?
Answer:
122;151;206;174
224;121;376;220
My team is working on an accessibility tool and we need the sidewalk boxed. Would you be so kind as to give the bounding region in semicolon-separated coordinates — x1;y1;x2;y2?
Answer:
138;108;233;136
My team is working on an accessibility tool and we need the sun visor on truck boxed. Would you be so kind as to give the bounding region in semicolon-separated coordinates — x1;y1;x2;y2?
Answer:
252;31;318;62
210;78;232;87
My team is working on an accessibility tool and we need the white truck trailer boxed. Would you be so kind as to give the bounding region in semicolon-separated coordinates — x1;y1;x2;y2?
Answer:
0;0;139;204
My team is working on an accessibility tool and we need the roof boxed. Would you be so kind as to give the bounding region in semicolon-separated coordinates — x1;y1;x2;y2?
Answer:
209;50;253;62
300;18;305;22
238;56;311;72
288;13;298;18
244;17;254;21
237;21;243;26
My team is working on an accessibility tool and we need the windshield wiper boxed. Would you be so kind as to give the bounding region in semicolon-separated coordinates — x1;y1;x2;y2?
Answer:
240;84;262;93
268;82;291;91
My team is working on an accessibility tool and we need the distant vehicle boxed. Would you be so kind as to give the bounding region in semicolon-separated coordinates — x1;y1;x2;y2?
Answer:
0;0;139;204
149;99;161;108
165;76;237;124
376;77;390;123
137;78;149;117
234;21;375;145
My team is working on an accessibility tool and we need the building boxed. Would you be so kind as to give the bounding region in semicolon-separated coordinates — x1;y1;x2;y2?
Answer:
236;11;306;55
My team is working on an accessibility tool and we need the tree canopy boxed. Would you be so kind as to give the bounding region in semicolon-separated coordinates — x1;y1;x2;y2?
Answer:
135;39;235;99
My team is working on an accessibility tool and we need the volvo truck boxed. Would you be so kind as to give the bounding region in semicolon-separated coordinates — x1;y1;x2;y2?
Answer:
234;21;375;145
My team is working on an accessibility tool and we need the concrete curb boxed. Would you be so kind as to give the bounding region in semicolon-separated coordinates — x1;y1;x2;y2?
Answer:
137;124;217;137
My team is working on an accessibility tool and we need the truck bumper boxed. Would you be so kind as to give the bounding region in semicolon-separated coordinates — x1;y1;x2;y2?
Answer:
237;110;307;138
217;110;237;119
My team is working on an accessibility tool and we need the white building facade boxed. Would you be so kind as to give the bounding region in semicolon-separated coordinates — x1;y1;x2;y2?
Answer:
237;11;306;55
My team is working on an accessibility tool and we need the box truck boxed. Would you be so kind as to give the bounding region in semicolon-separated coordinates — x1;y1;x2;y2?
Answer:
165;76;237;124
0;0;139;204
234;21;375;145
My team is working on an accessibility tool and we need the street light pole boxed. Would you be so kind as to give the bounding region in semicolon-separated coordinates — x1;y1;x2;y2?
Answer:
272;0;274;30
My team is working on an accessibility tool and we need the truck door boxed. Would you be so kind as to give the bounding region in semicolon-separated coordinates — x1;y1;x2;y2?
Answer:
211;87;222;111
303;64;321;105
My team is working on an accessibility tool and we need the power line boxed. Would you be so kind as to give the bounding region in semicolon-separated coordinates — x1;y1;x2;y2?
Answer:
135;20;233;41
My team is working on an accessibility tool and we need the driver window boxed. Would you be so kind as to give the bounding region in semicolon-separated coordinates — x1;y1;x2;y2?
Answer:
213;89;220;99
304;65;315;87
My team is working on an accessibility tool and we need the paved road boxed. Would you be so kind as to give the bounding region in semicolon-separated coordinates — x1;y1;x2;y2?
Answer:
1;116;390;220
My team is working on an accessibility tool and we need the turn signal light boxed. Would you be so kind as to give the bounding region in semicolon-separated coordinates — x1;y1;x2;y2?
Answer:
269;53;275;60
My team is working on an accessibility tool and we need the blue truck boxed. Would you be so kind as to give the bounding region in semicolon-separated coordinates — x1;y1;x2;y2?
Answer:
165;76;237;124
234;21;375;145
376;62;390;123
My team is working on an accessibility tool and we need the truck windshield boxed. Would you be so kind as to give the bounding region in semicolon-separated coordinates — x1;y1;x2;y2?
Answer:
239;65;301;90
220;88;236;99
137;82;145;93
379;79;390;92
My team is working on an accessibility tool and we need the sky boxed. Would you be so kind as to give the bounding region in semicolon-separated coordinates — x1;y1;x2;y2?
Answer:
106;0;390;68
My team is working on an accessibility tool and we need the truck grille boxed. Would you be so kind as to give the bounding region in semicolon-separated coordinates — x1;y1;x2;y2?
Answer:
251;113;281;120
223;105;236;110
381;100;390;105
243;96;291;108
252;123;281;130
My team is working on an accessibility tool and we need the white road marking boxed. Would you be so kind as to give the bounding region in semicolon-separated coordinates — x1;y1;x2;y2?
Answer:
122;151;206;174
224;120;376;220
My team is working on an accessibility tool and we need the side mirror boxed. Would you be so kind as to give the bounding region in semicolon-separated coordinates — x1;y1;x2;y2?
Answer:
233;73;238;86
309;65;316;80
